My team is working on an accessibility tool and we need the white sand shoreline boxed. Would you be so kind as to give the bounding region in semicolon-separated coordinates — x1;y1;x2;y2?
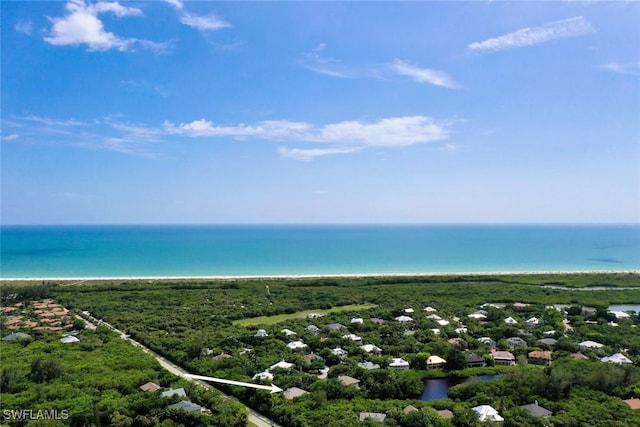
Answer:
1;270;638;282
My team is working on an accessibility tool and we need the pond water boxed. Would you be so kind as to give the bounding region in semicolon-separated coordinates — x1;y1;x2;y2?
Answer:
421;375;502;401
608;304;640;313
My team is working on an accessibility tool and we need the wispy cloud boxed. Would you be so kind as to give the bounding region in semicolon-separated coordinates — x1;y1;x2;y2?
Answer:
9;114;451;159
2;134;20;141
601;61;640;76
44;0;164;52
390;60;459;89
468;16;595;52
180;12;231;31
14;20;33;35
161;0;183;9
302;43;354;78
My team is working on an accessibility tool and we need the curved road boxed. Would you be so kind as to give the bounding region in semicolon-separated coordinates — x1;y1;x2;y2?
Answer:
79;312;281;427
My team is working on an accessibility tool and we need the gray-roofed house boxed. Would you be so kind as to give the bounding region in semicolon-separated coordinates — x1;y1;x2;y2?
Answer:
519;401;553;418
284;387;308;400
506;337;527;349
325;323;346;332
357;361;381;370
491;350;516;366
359;412;386;423
60;336;80;344
306;325;320;334
466;353;486;368
167;400;204;413
601;353;633;364
2;332;31;341
538;338;557;347
161;388;187;398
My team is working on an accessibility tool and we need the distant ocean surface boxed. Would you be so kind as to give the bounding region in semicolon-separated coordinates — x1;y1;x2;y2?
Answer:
1;225;639;279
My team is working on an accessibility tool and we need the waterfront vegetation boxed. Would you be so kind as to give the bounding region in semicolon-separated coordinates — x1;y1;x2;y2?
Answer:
2;272;640;426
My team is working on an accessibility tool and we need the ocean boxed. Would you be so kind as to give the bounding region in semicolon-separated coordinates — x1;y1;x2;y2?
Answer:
1;225;639;278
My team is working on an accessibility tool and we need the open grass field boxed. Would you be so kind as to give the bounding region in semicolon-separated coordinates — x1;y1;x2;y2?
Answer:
232;303;378;326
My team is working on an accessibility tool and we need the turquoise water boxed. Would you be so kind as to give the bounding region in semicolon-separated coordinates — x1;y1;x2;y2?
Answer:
1;225;639;278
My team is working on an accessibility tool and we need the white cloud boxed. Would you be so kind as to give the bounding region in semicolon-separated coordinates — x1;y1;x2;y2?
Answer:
161;0;183;9
167;115;450;160
180;12;231;31
14;20;33;35
390;60;459;89
278;147;361;161
468;16;595;52
25;115;86;127
601;61;640;75
44;0;158;51
2;134;20;141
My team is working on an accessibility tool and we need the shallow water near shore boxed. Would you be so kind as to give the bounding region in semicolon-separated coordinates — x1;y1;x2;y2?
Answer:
1;224;639;279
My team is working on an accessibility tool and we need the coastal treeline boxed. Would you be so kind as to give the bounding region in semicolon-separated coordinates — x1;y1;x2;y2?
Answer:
2;273;640;426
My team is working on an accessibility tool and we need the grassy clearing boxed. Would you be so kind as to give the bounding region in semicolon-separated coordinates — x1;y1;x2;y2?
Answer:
233;303;378;326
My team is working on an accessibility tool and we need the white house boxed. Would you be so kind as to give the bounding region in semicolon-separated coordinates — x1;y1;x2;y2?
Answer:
60;336;79;344
504;317;518;325
281;328;297;336
423;306;437;312
342;333;362;342
255;329;268;337
426;314;442;320
389;357;410;369
601;353;633;364
578;340;604;350
270;360;295;371
286;341;307;350
610;311;631;319
404;308;415;313
427;355;447;369
437;319;450;326
472;405;504;423
395;315;413;322
526;317;540;325
331;347;348;357
468;313;487;320
350;318;364;324
252;371;274;381
360;344;382;354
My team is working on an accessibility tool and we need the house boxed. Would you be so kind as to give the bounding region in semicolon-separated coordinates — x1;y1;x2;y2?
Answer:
338;375;360;387
449;337;466;348
468;312;487;320
610;310;631;319
212;353;232;361
255;329;268;337
538;338;557;347
623;398;640;410
389;357;410;369
506;337;527;349
357;361;380;370
424;306;437;312
325;323;346;332
252;371;274;381
161;388;187;398
360;344;382;354
307;313;324;319
426;314;442;320
513;302;530;309
2;332;31;341
427;355;447;369
578;340;604;351
601;353;632;364
403;330;416;336
62;330;80;337
437;319;450;326
60;336;79;344
331;347;348;357
281;328;297;336
270;360;295;370
403;405;418;414
430;328;441;335
287;341;307;350
478;337;496;348
395;315;413;322
343;333;362;342
370;318;386;325
404;308;415;313
466;353;486;368
526;317;540;325
519;401;553;418
306;325;320;334
528;351;552;365
284;387;308;400
359;412;386;423
351;318;364;324
167;400;204;413
472;405;504;423
491;350;515;366
139;382;161;392
572;352;589;360
504;317;518;325
302;353;322;364
436;409;454;420
455;327;468;335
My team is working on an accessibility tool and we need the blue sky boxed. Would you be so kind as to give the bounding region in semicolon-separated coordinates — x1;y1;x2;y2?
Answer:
1;0;639;224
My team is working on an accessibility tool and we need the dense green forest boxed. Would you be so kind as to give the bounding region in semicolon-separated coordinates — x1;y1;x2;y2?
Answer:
2;273;640;426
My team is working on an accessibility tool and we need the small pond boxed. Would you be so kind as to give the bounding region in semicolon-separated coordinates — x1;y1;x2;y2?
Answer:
421;375;501;401
608;304;640;314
